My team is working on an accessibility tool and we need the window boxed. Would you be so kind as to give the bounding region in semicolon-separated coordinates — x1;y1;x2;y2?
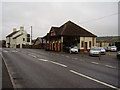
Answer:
23;38;25;41
89;41;91;48
27;34;30;37
27;38;30;42
81;41;84;47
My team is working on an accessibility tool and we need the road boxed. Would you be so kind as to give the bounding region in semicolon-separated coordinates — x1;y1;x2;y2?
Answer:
1;48;119;89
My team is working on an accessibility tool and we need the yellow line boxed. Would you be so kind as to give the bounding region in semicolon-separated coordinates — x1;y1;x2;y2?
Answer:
69;70;119;89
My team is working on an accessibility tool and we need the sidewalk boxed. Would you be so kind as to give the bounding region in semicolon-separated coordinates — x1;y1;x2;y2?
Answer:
2;59;13;89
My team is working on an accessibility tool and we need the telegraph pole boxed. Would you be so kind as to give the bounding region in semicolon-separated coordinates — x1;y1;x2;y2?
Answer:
31;26;32;45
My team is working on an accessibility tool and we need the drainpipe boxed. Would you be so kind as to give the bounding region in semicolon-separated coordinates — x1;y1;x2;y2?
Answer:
61;36;63;52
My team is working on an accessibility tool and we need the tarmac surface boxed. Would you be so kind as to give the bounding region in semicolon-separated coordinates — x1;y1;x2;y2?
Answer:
1;48;120;89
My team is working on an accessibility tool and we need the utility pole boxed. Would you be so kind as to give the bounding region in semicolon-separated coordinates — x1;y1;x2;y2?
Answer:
31;26;32;45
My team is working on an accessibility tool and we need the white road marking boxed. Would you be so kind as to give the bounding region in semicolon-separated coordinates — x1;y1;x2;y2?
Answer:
69;70;118;89
73;58;78;60
11;51;18;52
66;56;70;58
38;59;48;62
49;61;67;68
28;54;37;58
3;51;8;52
91;62;99;65
105;65;116;69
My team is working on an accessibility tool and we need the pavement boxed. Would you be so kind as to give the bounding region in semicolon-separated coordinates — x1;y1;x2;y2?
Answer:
1;48;120;89
0;48;13;89
0;49;2;89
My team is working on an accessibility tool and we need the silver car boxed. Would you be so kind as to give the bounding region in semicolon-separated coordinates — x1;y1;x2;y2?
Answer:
69;46;78;54
99;47;106;55
89;47;101;56
110;46;117;52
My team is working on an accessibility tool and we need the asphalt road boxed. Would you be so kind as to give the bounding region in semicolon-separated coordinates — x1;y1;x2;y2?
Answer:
2;48;120;89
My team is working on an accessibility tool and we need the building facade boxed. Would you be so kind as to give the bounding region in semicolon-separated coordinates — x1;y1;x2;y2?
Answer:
6;26;31;48
43;21;97;52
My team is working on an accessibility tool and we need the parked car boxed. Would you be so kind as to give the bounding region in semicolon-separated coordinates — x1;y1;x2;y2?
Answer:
99;47;106;55
89;46;101;56
69;46;78;54
63;45;70;52
103;46;108;51
107;46;111;51
117;51;120;60
110;46;117;52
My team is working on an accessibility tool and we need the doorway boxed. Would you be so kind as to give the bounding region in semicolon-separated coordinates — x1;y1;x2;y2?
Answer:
84;42;87;51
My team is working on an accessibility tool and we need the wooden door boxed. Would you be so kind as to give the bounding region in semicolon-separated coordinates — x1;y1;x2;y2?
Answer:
84;42;87;51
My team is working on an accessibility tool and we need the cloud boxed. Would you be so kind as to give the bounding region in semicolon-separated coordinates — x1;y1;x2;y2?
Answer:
2;2;118;40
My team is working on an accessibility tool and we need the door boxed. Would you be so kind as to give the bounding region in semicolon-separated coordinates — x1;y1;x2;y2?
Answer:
84;42;87;51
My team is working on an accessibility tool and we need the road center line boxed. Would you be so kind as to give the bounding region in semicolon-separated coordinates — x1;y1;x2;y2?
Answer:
28;54;37;58
11;51;18;52
49;61;67;68
73;58;78;59
38;59;48;62
66;56;70;58
3;51;8;52
91;62;99;65
69;70;118;89
105;65;116;69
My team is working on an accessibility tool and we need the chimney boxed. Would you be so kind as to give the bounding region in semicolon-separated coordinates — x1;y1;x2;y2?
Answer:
13;28;16;32
20;26;24;31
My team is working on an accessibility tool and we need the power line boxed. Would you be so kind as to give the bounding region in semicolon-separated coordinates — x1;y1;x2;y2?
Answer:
79;12;119;24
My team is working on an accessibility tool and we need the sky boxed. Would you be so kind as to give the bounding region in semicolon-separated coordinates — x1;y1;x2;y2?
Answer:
1;1;119;40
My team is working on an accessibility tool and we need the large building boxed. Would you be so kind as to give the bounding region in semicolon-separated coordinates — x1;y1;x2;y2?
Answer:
43;21;97;52
6;26;31;48
96;36;120;51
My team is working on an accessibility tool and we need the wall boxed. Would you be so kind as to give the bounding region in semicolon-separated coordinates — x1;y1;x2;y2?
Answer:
16;31;31;48
6;30;31;48
80;37;96;50
96;42;109;47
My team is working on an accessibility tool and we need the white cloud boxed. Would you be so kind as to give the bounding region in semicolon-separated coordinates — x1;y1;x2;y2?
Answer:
2;2;118;40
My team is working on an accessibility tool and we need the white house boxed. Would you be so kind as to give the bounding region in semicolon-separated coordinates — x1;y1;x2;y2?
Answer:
6;26;31;48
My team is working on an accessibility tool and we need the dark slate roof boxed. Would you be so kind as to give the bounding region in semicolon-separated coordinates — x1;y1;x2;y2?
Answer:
96;36;120;42
34;37;46;44
6;31;19;38
49;21;97;37
35;37;42;43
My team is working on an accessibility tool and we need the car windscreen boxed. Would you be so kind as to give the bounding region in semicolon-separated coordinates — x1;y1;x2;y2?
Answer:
91;47;100;50
111;46;116;48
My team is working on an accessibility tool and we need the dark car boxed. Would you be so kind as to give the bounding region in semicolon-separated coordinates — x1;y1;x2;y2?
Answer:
117;51;120;60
